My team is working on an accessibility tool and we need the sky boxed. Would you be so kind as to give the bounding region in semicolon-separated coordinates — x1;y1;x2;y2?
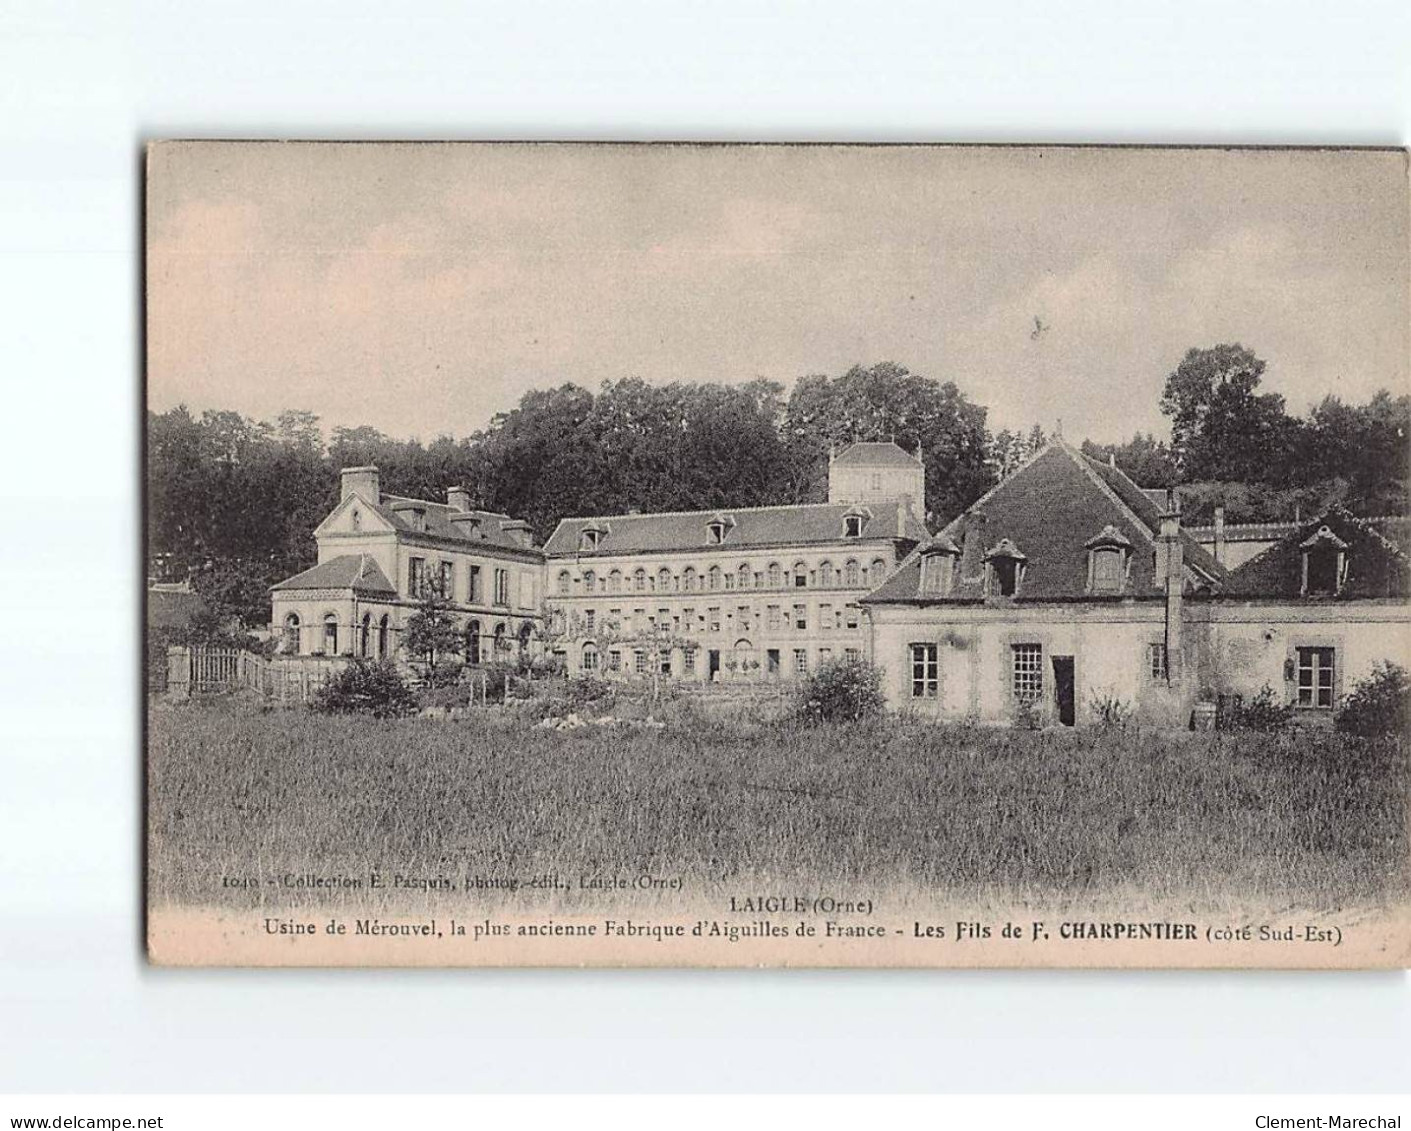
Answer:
146;143;1409;445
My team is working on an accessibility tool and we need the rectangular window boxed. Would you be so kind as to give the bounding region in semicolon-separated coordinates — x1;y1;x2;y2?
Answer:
1147;642;1168;681
468;564;482;603
408;556;426;596
1012;643;1043;703
608;650;621;672
911;643;939;698
845;647;861;663
738;606;751;629
794;648;808;675
634;649;649;674
658;608;670;631
819;647;833;664
844;607;860;630
439;561;455;600
659;650;672;675
493;568;510;606
1296;646;1335;709
520;571;536;609
585;609;596;634
766;605;781;631
707;607;721;632
793;604;807;631
683;647;696;673
819;603;832;631
682;608;695;633
724;573;735;590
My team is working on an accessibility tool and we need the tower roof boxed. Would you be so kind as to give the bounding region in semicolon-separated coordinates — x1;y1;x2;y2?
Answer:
831;441;922;468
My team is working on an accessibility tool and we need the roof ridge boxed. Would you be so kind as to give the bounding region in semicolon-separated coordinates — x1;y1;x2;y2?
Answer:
1063;444;1161;550
939;439;1062;538
555;500;864;523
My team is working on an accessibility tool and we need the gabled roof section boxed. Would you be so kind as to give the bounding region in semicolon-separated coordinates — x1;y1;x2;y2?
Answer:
832;441;922;468
544;500;928;557
864;439;1227;604
271;554;396;595
374;496;536;554
1226;507;1410;599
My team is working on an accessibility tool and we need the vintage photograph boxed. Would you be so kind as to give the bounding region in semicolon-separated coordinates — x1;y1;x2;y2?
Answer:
144;142;1410;966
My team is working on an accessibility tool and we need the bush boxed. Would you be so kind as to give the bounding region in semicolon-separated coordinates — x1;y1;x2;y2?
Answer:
1228;684;1295;732
311;660;417;719
566;674;613;707
795;657;885;725
463;664;513;704
421;660;465;689
1088;689;1133;731
1337;661;1411;739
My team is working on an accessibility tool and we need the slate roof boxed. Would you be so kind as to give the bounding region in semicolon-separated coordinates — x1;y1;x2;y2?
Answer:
271;554;396;594
361;495;537;554
832;441;922;468
1224;507;1410;599
864;440;1226;605
544;500;929;557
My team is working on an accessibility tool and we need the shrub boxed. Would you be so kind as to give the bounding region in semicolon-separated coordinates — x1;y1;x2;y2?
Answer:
795;657;885;725
421;660;465;689
1088;689;1133;731
1228;684;1294;732
462;664;513;704
311;660;416;719
566;674;613;707
1337;661;1411;739
1011;697;1043;730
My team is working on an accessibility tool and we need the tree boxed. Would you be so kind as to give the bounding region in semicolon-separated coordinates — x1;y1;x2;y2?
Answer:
403;588;463;671
1159;344;1290;482
1081;433;1179;488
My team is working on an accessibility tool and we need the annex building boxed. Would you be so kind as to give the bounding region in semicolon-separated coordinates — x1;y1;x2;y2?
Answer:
862;439;1411;727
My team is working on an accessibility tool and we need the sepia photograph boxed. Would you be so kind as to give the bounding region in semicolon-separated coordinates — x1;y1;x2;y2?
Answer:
143;142;1410;967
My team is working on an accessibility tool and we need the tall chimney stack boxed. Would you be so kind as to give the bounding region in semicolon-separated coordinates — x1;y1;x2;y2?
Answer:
958;510;988;581
1213;505;1226;566
1159;506;1184;686
340;465;380;505
447;485;472;512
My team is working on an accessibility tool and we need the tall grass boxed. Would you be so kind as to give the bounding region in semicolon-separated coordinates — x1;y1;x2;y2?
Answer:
147;700;1409;914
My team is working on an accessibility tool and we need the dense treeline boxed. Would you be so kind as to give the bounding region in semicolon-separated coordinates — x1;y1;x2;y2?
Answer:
149;346;1409;628
1081;344;1410;524
148;362;992;625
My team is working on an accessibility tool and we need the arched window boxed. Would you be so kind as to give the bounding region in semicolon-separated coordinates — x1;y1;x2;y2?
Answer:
737;563;751;589
793;561;809;588
322;614;338;654
378;615;390;659
493;622;508;654
633;567;647;592
818;561;834;588
844;559;860;586
658;567;673;592
683;566;697;591
708;565;722;591
518;623;534;652
359;612;371;656
582;643;599;672
282;613;300;654
582;569;596;594
466;619;481;664
608;569;623;594
767;562;782;588
556;569;572;595
869;557;888;585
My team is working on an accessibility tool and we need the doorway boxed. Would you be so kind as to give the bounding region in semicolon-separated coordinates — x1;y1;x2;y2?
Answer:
766;648;781;677
708;649;720;681
1052;655;1076;726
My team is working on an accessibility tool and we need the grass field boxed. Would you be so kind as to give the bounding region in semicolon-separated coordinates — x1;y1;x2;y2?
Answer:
146;697;1410;915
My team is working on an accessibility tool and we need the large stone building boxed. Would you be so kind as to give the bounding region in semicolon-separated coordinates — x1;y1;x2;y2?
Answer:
539;442;929;681
862;439;1411;727
270;466;543;662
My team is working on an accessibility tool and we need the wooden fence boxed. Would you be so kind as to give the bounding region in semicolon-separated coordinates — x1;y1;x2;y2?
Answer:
164;646;345;703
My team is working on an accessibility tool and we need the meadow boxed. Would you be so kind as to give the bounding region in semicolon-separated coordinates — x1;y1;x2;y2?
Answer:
146;696;1410;916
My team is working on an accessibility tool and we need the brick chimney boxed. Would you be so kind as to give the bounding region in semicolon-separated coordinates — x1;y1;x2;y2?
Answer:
340;465;380;504
958;510;988;581
501;519;535;550
447;485;472;512
1159;503;1184;685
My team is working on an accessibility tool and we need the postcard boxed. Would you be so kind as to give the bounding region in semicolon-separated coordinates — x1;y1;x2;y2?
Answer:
145;142;1410;966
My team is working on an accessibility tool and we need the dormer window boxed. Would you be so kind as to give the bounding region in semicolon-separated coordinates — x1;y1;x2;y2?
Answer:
918;534;961;596
844;507;866;538
1300;525;1349;596
408;508;426;532
579;524;605;552
1084;524;1133;595
705;513;733;545
984;538;1027;598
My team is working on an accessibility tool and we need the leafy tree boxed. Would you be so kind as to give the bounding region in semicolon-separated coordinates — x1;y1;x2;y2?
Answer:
1337;661;1410;739
1081;433;1179;488
1159;344;1291;482
403;588;464;670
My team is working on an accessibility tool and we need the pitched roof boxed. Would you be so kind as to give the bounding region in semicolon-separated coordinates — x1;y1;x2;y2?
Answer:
1225;507;1410;599
832;441;922;468
544;500;928;557
358;495;537;555
271;554;396;594
864;440;1226;604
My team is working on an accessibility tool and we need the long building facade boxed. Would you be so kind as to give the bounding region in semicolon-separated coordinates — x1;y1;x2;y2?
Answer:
540;443;929;681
